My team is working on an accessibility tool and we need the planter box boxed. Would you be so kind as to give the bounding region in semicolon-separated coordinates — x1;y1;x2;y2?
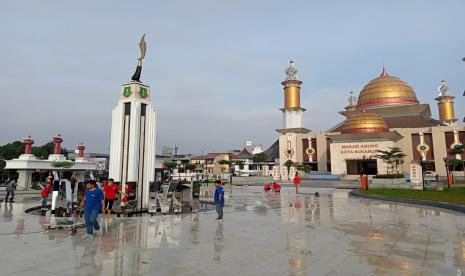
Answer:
370;178;411;189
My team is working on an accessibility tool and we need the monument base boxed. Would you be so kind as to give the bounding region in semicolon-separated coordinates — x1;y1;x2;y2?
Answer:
48;154;66;161
19;154;36;160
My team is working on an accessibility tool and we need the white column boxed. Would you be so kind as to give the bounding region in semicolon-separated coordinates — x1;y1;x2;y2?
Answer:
109;103;124;182
17;170;32;190
127;101;141;182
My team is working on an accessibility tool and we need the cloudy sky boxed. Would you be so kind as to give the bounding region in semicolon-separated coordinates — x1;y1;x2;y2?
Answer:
0;1;464;154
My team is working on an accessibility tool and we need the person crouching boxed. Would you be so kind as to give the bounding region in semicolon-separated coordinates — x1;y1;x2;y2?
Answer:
272;182;281;193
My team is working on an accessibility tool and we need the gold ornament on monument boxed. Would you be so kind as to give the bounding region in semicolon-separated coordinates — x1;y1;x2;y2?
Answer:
131;34;147;83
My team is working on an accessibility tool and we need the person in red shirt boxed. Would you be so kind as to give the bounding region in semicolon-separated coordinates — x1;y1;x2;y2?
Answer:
272;182;281;193
102;178;122;219
293;173;301;193
41;181;53;210
263;183;272;192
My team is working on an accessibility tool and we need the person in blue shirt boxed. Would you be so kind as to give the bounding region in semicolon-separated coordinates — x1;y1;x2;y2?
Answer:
80;180;104;239
214;180;225;222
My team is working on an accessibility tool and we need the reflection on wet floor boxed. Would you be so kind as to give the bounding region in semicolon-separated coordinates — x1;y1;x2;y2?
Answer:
1;187;465;275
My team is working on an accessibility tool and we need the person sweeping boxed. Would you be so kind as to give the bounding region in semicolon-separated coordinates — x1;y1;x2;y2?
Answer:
41;180;53;210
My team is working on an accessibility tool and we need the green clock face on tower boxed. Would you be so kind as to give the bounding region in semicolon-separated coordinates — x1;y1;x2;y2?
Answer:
139;87;148;98
123;86;132;97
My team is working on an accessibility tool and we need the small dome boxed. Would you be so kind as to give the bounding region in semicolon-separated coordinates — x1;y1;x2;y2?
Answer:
341;110;389;134
357;68;419;109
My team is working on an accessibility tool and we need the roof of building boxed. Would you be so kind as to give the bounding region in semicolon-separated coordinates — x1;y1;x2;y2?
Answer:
261;140;279;162
341;111;389;134
327;131;404;143
207;152;231;158
190;155;209;160
357;68;419;109
233;148;253;160
383;115;443;128
330;114;442;133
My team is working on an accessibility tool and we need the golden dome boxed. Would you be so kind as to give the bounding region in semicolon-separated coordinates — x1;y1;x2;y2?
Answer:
357;68;419;108
341;110;389;134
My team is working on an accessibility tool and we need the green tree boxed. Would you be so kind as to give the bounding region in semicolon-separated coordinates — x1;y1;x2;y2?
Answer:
450;144;465;156
375;147;406;175
0;141;23;179
284;159;295;176
184;163;196;171
32;142;69;159
253;152;268;173
163;161;177;170
163;161;177;180
0;140;68;179
51;161;75;179
234;160;245;170
449;144;465;182
296;163;312;175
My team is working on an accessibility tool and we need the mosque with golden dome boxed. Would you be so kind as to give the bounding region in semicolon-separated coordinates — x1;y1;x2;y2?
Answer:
272;61;464;180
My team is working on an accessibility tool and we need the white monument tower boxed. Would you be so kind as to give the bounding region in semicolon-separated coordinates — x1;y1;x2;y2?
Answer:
109;34;157;209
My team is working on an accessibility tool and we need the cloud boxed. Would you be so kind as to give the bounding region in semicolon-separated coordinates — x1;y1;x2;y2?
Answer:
0;0;464;154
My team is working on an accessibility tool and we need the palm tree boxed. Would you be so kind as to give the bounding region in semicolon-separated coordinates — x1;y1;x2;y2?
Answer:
296;163;311;175
184;163;196;172
163;161;177;180
233;160;245;173
375;147;406;176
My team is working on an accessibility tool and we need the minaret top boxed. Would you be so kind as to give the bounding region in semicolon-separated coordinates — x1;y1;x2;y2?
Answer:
347;91;357;107
437;80;452;97
285;60;299;81
379;66;388;77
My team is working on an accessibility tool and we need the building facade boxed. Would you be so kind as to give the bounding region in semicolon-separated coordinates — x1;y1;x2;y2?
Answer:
274;62;464;180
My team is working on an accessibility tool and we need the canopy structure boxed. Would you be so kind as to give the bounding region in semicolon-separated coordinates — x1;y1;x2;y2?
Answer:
4;135;97;190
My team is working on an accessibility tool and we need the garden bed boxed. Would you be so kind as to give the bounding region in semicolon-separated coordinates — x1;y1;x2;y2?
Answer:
359;188;465;206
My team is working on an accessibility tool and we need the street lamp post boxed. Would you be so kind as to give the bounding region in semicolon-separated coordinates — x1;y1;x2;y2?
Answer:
443;157;450;189
176;160;181;181
419;154;425;191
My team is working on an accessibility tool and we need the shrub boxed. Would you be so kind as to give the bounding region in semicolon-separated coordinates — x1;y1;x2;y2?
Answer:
375;174;404;179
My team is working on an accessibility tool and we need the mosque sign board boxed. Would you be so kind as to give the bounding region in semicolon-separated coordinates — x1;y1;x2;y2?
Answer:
330;141;394;175
338;143;380;155
410;162;422;189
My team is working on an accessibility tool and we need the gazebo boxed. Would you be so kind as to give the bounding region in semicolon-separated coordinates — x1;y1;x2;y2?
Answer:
5;135;97;190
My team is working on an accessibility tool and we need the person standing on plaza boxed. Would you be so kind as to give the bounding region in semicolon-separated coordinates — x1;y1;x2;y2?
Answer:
102;178;122;219
5;179;17;203
293;173;301;193
41;180;53;210
214;180;225;222
81;180;104;239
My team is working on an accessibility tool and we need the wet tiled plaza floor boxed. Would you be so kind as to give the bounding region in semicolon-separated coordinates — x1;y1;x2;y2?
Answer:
1;186;465;275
